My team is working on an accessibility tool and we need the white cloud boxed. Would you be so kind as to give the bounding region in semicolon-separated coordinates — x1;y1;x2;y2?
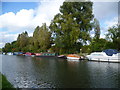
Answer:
29;32;33;37
100;17;118;38
0;31;18;48
0;0;64;48
0;0;64;31
0;9;35;32
104;17;118;29
92;2;118;39
0;42;5;48
93;2;118;20
1;32;18;42
91;0;119;2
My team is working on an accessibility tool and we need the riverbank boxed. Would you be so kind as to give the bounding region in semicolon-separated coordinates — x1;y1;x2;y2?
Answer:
0;73;14;89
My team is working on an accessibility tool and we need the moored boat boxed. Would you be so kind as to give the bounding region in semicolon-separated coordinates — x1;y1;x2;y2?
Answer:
25;52;35;57
17;52;25;56
2;52;6;55
35;52;58;57
7;52;13;55
13;52;24;56
57;55;67;59
35;53;42;57
13;52;18;55
86;49;120;62
67;54;81;60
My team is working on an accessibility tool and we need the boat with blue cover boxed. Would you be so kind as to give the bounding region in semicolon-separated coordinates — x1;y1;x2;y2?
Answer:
86;49;120;62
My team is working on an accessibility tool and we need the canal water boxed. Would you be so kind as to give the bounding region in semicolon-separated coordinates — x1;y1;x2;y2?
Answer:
1;55;120;88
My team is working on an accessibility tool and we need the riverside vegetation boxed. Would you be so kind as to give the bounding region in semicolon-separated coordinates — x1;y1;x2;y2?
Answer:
0;73;14;89
2;1;120;54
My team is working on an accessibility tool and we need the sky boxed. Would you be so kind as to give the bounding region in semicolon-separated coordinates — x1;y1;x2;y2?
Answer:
0;0;119;48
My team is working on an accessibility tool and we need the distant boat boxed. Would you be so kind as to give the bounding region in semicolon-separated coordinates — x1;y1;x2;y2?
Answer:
13;52;24;56
35;52;57;57
35;53;42;57
13;52;18;55
86;49;120;62
7;52;13;55
25;52;35;57
57;55;67;59
67;54;81;60
17;52;25;56
2;52;6;55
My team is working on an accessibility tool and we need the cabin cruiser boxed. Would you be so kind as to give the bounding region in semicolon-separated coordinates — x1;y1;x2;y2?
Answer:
86;49;120;62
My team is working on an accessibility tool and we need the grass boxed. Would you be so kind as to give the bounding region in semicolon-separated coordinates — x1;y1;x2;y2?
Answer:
0;73;14;89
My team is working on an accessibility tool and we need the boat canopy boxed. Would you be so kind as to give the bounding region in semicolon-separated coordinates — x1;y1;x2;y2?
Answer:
103;49;119;56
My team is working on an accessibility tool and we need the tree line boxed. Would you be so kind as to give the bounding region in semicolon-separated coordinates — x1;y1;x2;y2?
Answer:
2;1;120;54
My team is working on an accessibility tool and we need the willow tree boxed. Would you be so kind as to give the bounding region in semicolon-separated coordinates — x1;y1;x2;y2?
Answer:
50;1;94;54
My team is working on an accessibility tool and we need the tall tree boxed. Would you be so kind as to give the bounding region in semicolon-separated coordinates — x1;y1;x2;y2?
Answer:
17;31;29;51
11;41;18;52
33;23;51;52
50;14;81;53
50;1;94;54
93;18;100;40
60;1;93;43
33;26;40;52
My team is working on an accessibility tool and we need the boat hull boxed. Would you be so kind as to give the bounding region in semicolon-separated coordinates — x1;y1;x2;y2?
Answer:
88;58;120;63
67;57;80;60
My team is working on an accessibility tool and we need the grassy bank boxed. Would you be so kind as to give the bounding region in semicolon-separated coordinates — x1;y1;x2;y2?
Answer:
0;73;14;89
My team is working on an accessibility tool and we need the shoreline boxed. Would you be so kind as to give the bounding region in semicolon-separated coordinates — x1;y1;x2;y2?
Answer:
0;72;14;89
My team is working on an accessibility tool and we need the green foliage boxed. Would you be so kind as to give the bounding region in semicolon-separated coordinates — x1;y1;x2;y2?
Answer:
60;2;94;43
93;18;100;40
50;1;93;54
17;31;29;51
90;38;108;52
81;45;91;54
50;14;80;54
106;24;120;51
33;23;51;52
2;43;12;52
0;48;2;52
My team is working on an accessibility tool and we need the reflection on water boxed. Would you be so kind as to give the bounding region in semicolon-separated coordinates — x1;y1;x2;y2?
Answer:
1;55;120;88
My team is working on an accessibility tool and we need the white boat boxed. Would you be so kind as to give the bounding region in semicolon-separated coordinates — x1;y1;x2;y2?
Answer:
67;54;80;60
2;52;6;55
7;52;13;55
86;52;120;62
67;57;80;60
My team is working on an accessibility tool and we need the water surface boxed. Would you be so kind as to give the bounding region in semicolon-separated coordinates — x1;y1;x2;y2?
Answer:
1;55;120;88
